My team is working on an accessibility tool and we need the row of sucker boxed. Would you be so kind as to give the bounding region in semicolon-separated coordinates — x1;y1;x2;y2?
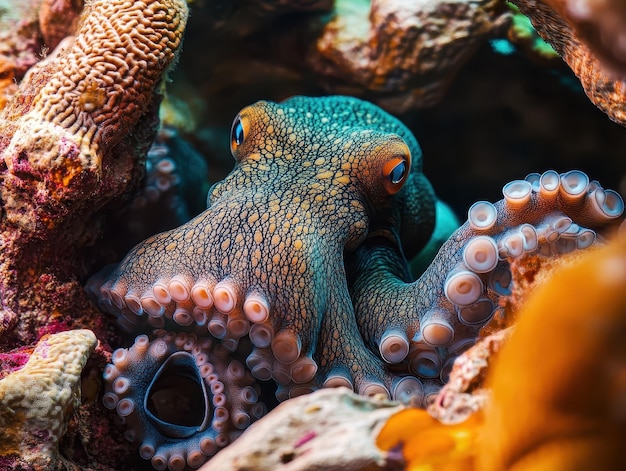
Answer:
93;265;320;383
130;133;181;213
96;170;623;410
353;170;623;393
102;331;266;471
96;273;279;354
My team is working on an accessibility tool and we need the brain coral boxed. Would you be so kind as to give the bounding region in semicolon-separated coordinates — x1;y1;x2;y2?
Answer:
0;0;188;347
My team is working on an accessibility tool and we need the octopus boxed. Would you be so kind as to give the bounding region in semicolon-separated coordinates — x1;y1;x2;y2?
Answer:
91;96;624;470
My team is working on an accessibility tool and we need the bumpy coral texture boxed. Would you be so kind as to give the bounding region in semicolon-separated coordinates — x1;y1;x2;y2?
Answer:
0;329;97;469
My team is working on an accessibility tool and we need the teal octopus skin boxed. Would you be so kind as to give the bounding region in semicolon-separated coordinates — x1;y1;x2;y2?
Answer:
91;96;625;470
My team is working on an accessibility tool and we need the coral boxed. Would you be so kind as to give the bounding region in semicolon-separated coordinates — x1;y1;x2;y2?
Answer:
0;0;188;347
0;0;45;110
377;406;481;471
201;387;405;471
511;0;626;126
0;0;84;111
37;0;84;51
532;0;626;78
102;331;266;471
428;327;513;424
0;329;97;470
306;0;511;112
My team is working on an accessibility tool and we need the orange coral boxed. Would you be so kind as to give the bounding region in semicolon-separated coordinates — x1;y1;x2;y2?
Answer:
377;407;480;470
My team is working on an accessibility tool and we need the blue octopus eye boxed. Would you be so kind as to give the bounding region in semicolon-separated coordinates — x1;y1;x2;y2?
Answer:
231;116;245;146
382;156;409;195
389;160;406;184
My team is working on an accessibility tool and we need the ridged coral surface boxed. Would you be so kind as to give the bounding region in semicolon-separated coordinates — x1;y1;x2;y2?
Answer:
0;0;188;347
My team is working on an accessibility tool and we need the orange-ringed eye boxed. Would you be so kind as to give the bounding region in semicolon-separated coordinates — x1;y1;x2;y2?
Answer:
389;160;406;184
382;156;409;194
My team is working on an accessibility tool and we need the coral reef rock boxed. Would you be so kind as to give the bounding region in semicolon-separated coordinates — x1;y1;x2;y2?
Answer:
512;0;626;126
0;329;97;470
307;0;511;112
200;387;405;471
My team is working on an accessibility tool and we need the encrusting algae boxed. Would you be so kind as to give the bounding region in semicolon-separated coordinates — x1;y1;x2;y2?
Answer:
376;232;626;471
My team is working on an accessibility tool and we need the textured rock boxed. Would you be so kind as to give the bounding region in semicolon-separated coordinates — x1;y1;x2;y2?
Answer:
0;329;97;469
200;387;405;471
512;0;626;126
307;0;511;112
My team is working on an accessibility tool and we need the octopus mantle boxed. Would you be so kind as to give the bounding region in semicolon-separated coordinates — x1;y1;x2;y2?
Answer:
90;96;624;470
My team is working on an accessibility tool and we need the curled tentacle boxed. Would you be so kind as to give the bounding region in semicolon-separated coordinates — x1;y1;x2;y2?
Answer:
102;331;266;470
350;170;624;402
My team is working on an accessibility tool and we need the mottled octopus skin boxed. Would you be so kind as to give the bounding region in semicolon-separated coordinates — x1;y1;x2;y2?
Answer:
349;170;624;399
102;331;266;471
97;95;437;400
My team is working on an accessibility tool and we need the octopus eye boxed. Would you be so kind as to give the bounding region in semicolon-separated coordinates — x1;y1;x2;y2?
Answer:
382;156;409;194
389;160;406;184
231;115;245;147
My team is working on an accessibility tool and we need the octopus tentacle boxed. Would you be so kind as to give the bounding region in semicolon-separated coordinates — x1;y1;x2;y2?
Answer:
102;331;266;470
350;170;624;400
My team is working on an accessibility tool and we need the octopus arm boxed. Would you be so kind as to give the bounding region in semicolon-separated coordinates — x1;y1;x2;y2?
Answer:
350;170;624;404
